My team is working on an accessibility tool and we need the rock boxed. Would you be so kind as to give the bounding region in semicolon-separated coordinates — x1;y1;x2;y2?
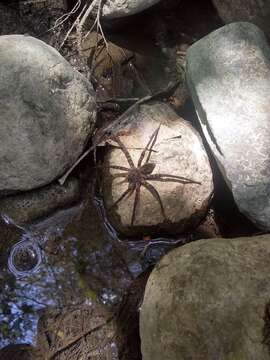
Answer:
0;35;96;194
0;177;81;225
140;235;270;360
0;344;37;360
186;22;270;230
101;101;213;237
212;0;270;38
101;0;161;19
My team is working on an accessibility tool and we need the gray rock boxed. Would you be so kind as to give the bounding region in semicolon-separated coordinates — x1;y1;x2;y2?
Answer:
101;0;161;19
140;235;270;360
0;35;96;193
102;101;213;237
186;22;270;230
212;0;270;38
0;178;81;225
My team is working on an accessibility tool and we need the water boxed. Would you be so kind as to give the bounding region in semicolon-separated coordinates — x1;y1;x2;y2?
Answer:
0;177;192;352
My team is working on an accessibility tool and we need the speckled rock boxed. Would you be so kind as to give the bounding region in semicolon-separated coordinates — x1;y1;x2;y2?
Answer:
186;22;270;230
0;178;81;225
102;101;213;237
212;0;270;38
101;0;161;19
140;235;270;360
0;35;96;194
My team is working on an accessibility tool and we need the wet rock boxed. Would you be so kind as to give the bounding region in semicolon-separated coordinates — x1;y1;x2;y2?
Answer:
0;35;96;194
0;344;37;360
140;235;270;360
0;177;81;225
101;101;213;237
186;22;270;230
101;0;161;19
212;0;270;38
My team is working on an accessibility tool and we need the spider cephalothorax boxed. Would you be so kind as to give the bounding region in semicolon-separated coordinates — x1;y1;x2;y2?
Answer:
105;125;201;226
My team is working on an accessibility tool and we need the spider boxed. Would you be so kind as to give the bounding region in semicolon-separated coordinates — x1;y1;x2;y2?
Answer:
104;125;201;226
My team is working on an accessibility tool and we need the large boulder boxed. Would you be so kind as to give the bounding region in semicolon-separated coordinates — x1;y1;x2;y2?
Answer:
186;22;270;230
0;35;96;194
140;235;270;360
212;0;270;38
101;101;213;237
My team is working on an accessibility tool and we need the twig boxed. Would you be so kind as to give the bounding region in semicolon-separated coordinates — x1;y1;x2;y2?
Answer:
48;314;115;359
47;0;82;33
59;2;88;49
78;0;99;32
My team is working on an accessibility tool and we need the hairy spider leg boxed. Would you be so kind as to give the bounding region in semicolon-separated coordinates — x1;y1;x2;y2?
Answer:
144;124;161;165
110;135;135;168
142;180;166;220
96;164;130;171
131;183;141;226
137;125;161;168
108;165;130;171
147;173;201;185
109;184;135;210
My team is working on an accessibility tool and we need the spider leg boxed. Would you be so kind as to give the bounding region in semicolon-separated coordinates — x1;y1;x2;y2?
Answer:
96;165;130;171
111;173;128;179
142;180;167;220
110;134;135;168
108;165;130;171
115;178;129;186
131;183;141;226
147;173;201;185
137;124;161;167
109;185;135;210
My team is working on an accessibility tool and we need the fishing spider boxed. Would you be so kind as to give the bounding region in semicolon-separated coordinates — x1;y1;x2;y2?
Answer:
105;125;201;226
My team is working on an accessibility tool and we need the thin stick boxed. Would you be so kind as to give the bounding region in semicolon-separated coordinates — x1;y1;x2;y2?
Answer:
48;315;115;360
78;0;99;31
47;0;81;33
59;2;88;49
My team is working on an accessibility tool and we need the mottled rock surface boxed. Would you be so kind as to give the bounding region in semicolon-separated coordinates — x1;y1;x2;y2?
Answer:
0;178;81;225
140;235;270;360
186;22;270;230
212;0;270;38
101;0;161;19
0;35;96;193
102;101;213;237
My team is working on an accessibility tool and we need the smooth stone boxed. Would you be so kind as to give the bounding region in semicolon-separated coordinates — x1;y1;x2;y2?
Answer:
101;101;213;237
212;0;270;38
140;235;270;360
0;178;81;225
0;35;96;193
101;0;161;19
186;22;270;230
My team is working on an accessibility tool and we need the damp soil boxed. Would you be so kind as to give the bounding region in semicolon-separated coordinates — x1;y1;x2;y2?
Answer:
0;0;262;359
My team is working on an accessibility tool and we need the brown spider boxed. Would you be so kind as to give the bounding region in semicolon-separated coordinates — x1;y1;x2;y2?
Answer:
105;125;201;226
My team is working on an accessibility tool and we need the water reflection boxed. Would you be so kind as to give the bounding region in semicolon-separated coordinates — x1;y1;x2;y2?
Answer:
8;239;42;276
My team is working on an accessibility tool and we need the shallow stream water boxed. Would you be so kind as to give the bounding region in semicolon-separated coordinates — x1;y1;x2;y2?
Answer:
0;175;191;348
